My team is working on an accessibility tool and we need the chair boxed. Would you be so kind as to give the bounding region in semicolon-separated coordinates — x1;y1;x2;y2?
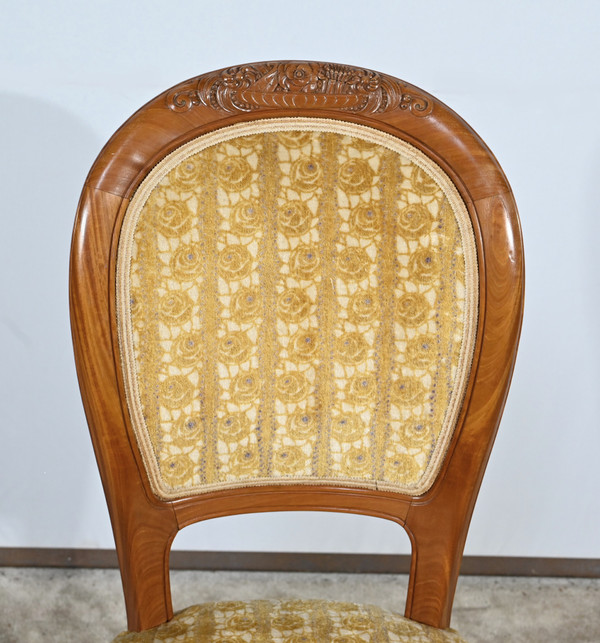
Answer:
70;60;524;642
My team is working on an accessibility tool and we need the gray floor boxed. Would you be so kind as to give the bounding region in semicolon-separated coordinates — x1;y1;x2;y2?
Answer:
1;567;599;642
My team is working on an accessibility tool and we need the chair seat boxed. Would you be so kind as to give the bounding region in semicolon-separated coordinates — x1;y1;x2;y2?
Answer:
113;599;467;642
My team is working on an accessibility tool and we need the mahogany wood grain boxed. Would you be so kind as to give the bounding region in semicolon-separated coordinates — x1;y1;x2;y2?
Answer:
70;60;524;633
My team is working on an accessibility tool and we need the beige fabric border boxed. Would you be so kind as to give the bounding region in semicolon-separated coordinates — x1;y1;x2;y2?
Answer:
116;117;479;500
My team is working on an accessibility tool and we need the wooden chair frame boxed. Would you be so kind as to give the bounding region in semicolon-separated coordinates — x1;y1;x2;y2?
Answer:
69;60;524;634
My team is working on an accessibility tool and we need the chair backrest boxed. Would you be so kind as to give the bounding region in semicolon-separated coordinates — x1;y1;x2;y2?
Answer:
70;61;524;633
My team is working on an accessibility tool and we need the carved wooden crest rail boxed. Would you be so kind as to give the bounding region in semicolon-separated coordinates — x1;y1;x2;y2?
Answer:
166;61;433;116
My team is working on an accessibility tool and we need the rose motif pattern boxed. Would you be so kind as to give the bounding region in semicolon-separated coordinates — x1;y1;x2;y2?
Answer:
230;200;261;236
277;288;312;323
406;335;437;368
172;332;203;368
337;248;370;282
391;378;425;405
113;599;468;642
278;131;312;148
218;244;253;280
158;292;193;325
278;200;312;236
409;247;441;284
384;451;420;483
338;159;375;194
287;410;317;440
402;420;433;447
174;415;203;443
231;287;261;323
170;155;204;191
155;200;194;237
396;293;431;327
160;453;196;487
276;372;310;403
229;444;260;476
342;612;373;630
271;613;305;630
159;375;194;409
228;133;262;148
273;445;306;474
219;413;251;440
346;374;377;403
335;332;369;365
121;121;475;498
289;245;320;280
331;414;365;443
170;244;203;281
290;157;323;192
397;203;432;239
218;331;253;364
288;329;319;362
348;290;379;324
341;447;371;476
411;165;439;195
230;371;261;404
218;157;252;192
350;203;382;238
351;136;379;151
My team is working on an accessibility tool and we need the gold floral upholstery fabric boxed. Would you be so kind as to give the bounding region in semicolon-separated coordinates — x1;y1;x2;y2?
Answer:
113;599;467;642
117;118;478;500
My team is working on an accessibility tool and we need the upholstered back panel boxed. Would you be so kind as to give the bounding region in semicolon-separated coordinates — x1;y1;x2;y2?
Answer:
116;118;478;500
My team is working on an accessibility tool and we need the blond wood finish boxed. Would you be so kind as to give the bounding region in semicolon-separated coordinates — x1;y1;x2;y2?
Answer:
70;61;524;633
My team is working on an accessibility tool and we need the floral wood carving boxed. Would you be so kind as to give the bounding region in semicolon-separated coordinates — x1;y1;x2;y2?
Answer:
166;62;433;117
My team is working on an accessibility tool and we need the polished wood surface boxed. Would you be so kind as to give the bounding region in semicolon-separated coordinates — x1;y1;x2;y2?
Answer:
70;60;524;632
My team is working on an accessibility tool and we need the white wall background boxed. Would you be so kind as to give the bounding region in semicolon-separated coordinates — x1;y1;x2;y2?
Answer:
1;0;599;558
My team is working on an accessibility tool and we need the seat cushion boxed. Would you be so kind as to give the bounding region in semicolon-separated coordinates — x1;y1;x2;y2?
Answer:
113;599;467;642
